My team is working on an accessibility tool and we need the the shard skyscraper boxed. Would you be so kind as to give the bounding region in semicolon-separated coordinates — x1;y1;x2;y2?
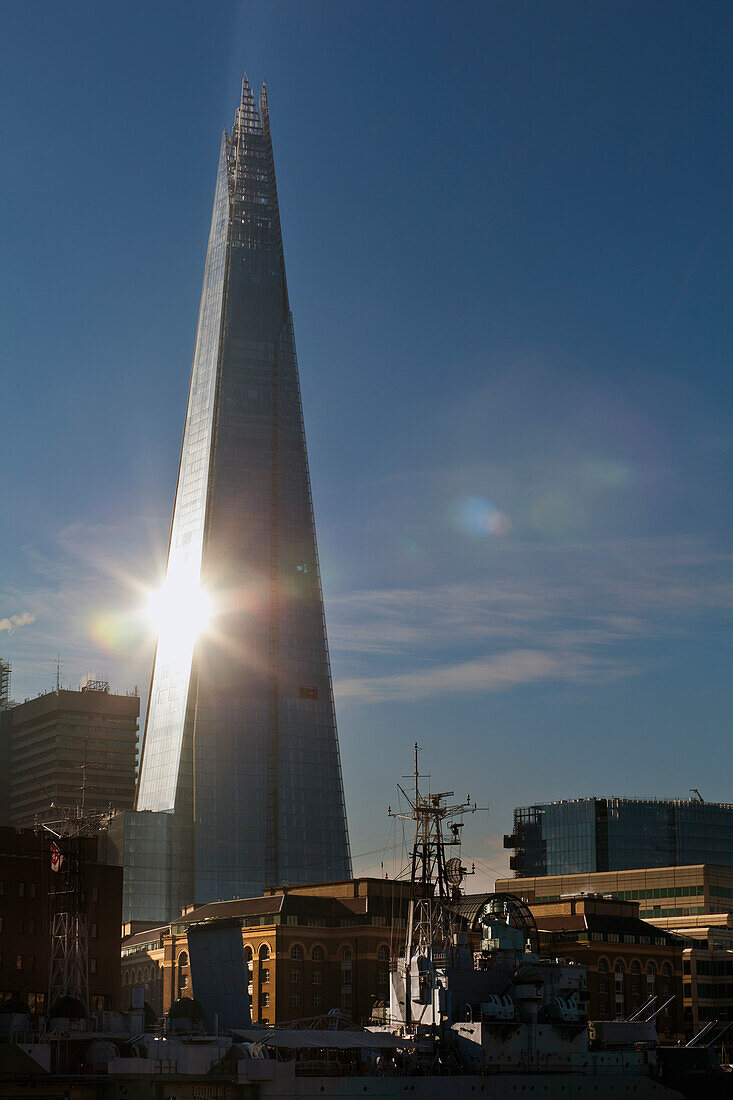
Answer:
132;77;351;916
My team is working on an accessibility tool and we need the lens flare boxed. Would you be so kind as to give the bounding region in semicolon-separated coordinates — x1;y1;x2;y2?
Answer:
146;568;211;657
455;496;512;537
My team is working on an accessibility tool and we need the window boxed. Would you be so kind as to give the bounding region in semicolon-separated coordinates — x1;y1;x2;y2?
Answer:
259;944;270;961
290;992;301;1008
90;958;97;974
312;993;322;1009
18;883;25;898
27;919;36;935
377;945;389;962
312;946;324;961
342;947;352;962
599;1001;608;1017
260;968;270;984
261;992;269;1007
378;969;388;985
598;980;608;993
91;923;98;939
290;945;303;960
178;952;188;966
180;975;188;989
598;958;609;973
291;969;301;983
29;883;37;900
631;960;641;975
312;969;322;985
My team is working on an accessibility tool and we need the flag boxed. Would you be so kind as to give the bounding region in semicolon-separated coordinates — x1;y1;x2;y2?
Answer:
50;841;64;872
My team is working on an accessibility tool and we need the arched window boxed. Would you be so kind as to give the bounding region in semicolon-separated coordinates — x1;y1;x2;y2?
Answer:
342;947;352;963
662;962;672;977
311;945;324;962
259;943;270;961
598;958;609;973
630;960;641;974
290;944;303;960
244;945;253;961
614;961;625;979
646;963;656;987
377;945;389;962
178;952;189;967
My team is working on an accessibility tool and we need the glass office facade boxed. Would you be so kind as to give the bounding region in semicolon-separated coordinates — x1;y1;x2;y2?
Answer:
135;78;351;917
506;798;733;878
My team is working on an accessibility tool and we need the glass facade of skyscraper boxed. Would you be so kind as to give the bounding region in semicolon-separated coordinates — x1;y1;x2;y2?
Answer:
134;78;351;916
506;797;733;878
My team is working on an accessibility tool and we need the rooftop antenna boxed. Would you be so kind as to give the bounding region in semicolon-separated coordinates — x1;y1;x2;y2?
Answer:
55;654;61;692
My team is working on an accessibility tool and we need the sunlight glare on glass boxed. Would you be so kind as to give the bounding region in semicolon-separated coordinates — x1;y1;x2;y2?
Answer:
146;567;211;653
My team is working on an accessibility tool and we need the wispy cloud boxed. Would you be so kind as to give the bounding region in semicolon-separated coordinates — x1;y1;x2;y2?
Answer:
1;518;166;699
330;536;733;703
0;612;36;634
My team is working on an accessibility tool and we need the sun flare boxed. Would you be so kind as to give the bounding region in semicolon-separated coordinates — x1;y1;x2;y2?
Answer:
146;569;211;654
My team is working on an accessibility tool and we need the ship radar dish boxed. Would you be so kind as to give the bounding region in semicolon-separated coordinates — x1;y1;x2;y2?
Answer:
445;857;465;888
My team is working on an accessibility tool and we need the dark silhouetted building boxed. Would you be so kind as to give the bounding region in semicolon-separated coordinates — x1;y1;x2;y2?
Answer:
0;827;122;1013
5;684;139;826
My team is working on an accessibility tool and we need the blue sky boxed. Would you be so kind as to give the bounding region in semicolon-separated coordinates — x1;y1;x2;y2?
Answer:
2;1;732;884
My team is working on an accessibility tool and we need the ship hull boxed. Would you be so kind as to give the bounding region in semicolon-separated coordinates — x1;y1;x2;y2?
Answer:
246;1071;683;1098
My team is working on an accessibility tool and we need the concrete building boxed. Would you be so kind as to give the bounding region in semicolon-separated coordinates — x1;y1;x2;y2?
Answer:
0;826;122;1013
646;912;733;1035
6;684;139;826
121;878;411;1024
527;894;684;1040
495;864;733;921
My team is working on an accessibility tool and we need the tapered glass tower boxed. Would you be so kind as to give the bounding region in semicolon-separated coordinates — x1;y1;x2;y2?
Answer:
136;77;351;908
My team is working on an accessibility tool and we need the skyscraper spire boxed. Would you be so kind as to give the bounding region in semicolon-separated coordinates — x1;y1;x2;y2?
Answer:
135;76;351;915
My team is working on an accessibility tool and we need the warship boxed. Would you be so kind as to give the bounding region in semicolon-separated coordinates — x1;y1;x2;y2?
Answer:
3;752;724;1098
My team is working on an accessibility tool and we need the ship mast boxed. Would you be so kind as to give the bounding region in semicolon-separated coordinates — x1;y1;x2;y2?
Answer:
389;744;486;1026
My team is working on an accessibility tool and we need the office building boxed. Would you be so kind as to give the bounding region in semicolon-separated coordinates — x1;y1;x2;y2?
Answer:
121;878;410;1024
505;797;733;877
6;683;139;826
131;76;350;920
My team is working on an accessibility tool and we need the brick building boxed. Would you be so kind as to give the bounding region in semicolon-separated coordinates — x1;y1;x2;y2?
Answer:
494;865;733;1039
0;826;122;1013
527;894;684;1040
121;877;411;1025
